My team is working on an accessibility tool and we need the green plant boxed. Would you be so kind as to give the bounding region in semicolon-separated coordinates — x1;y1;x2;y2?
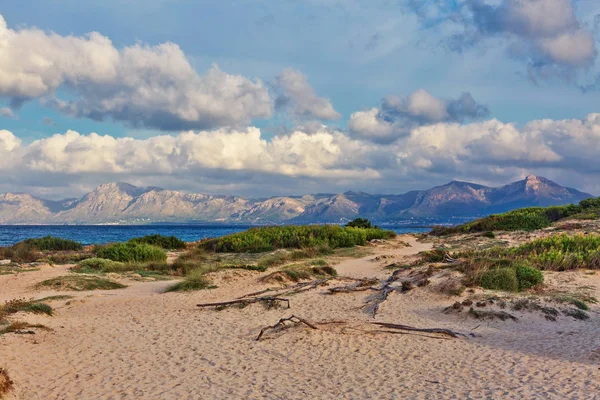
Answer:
479;268;519;292
128;234;186;250
482;231;496;239
36;276;127;291
514;264;544;290
200;225;395;253
96;243;167;263
164;269;216;292
346;218;375;229
21;236;83;251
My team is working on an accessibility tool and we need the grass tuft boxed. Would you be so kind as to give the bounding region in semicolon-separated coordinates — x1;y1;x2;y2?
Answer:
36;276;127;291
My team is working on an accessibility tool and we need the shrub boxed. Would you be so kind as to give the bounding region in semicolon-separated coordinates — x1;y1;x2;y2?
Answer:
0;242;40;263
96;243;167;263
482;231;496;239
479;268;519;292
514;264;544;290
21;236;83;251
346;218;375;229
128;234;186;250
431;197;600;235
0;298;53;318
164;269;215;292
200;225;395;253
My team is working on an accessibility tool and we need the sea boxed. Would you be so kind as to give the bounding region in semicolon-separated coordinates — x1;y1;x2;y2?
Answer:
0;225;432;247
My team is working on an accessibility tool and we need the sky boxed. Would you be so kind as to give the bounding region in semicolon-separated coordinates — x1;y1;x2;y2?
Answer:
1;0;600;199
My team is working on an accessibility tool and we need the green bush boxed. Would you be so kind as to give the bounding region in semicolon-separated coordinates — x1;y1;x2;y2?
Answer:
96;243;167;263
479;268;519;292
21;236;83;251
164;269;215;292
514;264;544;290
128;234;186;250
200;225;395;253
346;218;375;229
432;197;600;235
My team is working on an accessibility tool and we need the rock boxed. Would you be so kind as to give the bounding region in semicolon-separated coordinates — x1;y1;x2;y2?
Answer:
476;300;487;307
0;259;11;265
461;299;473;306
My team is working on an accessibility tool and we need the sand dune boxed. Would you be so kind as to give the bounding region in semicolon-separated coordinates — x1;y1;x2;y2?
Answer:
1;236;599;399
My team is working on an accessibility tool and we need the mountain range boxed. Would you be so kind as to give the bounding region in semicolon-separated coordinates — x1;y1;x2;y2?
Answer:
0;175;593;225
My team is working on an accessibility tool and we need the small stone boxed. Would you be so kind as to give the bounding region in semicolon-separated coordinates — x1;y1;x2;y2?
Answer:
461;299;473;306
476;301;487;307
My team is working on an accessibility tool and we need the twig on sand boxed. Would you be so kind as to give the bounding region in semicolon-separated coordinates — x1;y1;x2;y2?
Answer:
256;315;318;341
371;322;465;338
197;297;290;309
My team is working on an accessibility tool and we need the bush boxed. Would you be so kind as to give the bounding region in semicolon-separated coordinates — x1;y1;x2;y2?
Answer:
96;243;167;263
128;234;186;250
21;236;83;251
200;225;395;253
432;197;600;235
479;268;519;292
514;264;544;290
0;242;40;263
482;231;496;239
346;218;375;229
164;269;215;292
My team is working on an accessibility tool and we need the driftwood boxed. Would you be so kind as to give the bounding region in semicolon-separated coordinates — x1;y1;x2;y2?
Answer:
371;322;464;338
197;297;290;309
255;315;465;341
256;315;318;340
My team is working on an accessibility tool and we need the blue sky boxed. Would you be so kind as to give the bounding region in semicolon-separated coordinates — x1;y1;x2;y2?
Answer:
1;0;600;198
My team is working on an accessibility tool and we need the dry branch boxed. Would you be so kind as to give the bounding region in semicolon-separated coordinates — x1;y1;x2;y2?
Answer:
371;322;464;338
197;297;290;309
256;315;318;340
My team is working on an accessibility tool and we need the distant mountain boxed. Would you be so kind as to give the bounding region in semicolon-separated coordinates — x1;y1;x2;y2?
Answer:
0;175;593;225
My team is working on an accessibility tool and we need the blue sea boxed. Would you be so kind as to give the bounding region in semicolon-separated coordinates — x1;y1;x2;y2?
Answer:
0;225;431;247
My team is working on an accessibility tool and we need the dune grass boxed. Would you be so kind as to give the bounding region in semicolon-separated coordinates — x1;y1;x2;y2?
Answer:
127;234;186;250
164;269;216;292
200;225;395;253
95;242;167;263
36;275;127;291
0;298;54;322
431;197;600;235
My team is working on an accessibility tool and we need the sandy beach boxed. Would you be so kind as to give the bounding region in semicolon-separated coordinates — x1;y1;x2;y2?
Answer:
1;235;599;399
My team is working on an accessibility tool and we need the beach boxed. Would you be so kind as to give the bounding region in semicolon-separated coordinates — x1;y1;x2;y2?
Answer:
1;235;599;399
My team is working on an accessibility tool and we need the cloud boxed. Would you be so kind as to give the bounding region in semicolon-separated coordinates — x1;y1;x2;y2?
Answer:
274;68;340;121
2;111;600;196
349;90;489;142
0;14;272;130
0;107;13;118
407;0;597;80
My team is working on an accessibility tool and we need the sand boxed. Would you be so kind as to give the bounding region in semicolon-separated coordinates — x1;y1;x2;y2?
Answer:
1;235;599;399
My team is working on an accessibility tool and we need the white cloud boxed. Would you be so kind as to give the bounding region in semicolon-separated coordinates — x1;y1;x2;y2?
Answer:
0;14;272;130
349;90;489;142
274;68;340;121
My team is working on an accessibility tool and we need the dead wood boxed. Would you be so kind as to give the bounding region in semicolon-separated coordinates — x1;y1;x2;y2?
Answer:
371;322;464;338
197;297;290;309
256;315;318;340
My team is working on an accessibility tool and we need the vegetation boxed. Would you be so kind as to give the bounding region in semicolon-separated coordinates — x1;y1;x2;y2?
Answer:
0;298;54;322
96;242;167;263
431;197;600;235
36;275;127;291
479;268;519;292
21;236;83;251
0;367;13;397
128;234;186;250
201;225;395;253
346;217;376;229
164;269;216;292
0;321;51;335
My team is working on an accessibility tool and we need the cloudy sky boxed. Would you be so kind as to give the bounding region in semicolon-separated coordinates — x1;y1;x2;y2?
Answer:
1;0;600;199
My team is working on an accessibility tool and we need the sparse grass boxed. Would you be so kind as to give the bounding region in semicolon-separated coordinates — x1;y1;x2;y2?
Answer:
200;225;395;253
36;276;127;291
563;308;589;320
164;269;216;292
96;242;167;263
261;264;338;284
0;321;51;335
0;298;54;319
556;296;590;311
